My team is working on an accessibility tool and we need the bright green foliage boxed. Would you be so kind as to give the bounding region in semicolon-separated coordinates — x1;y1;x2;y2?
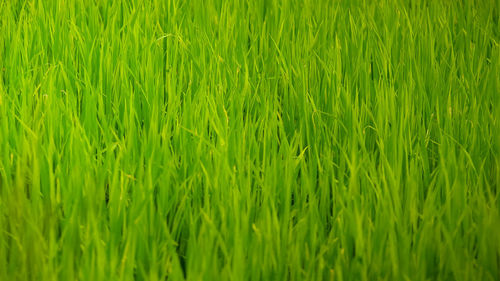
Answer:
0;0;499;280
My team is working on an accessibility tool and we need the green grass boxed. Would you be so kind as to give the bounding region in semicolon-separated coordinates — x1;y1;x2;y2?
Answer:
0;0;499;280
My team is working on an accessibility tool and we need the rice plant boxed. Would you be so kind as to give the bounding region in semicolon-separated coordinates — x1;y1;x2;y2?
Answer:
0;0;499;280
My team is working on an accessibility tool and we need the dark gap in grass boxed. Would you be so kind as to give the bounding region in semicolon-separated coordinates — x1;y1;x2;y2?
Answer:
175;237;188;279
104;182;109;205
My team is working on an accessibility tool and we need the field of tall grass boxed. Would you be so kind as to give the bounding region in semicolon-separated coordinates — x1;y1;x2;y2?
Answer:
0;0;499;280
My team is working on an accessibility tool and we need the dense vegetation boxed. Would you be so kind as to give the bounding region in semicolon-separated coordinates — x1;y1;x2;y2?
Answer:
0;0;499;280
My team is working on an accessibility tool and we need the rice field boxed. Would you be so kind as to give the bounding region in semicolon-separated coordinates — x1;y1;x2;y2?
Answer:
0;0;499;280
